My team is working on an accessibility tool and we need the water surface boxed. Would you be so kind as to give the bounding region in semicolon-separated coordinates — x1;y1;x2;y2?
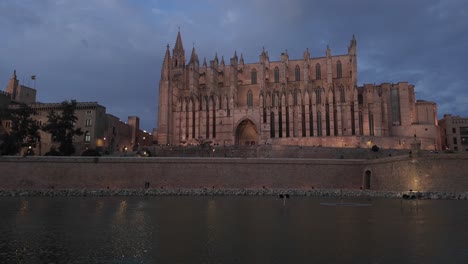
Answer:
1;196;467;263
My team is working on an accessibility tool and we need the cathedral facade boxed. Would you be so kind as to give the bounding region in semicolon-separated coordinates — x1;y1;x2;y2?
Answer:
157;32;440;150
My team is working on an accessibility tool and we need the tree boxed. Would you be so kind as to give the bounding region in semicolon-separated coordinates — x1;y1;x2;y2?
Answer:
0;103;40;155
42;100;83;156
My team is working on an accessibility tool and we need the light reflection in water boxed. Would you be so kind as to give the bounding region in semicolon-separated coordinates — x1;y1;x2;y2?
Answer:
19;199;29;216
0;197;467;263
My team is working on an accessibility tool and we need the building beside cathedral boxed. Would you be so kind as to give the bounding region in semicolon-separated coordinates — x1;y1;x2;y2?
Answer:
155;32;439;150
1;71;152;155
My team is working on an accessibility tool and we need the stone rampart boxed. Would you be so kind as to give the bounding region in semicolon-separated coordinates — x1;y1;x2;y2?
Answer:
0;157;365;190
0;154;467;193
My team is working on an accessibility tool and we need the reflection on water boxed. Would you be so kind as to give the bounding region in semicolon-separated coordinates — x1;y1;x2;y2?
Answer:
1;196;468;263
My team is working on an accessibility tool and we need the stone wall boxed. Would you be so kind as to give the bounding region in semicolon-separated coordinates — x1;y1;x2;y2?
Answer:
365;154;468;192
0;157;364;190
0;154;467;192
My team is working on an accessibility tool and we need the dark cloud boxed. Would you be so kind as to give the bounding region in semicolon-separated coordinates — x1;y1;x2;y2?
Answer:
1;0;467;130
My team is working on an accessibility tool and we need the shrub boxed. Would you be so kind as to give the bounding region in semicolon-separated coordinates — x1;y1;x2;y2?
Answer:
81;149;101;156
44;147;61;156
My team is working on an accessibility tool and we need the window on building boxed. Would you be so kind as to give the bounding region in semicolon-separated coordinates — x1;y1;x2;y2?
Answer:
274;67;279;83
84;131;91;142
391;89;401;125
460;127;468;135
453;137;458;145
85;119;92;126
251;69;257;84
315;63;321;80
358;94;363;105
461;137;468;145
295;65;300;81
339;86;345;103
247;90;253;108
337;60;342;78
86;110;92;115
316;89;322;104
453;127;457;134
317;111;322;136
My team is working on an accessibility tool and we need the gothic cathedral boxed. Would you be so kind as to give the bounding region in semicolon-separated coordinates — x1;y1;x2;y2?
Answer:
157;31;440;150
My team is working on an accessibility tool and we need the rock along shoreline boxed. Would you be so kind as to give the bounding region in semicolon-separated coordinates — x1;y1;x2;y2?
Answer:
1;189;468;200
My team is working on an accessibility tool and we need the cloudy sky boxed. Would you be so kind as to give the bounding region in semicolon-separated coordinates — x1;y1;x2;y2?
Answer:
1;0;467;131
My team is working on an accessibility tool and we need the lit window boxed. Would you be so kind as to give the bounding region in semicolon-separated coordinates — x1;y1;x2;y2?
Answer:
85;119;92;126
84;131;91;142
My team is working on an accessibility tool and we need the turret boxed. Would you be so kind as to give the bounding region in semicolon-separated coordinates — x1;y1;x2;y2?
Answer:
161;45;171;81
348;34;357;56
259;47;269;65
303;48;310;61
157;44;173;145
348;35;358;87
281;49;289;63
5;70;19;100
230;50;238;66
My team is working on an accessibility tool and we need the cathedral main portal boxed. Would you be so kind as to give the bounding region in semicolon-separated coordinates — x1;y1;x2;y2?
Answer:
235;119;258;145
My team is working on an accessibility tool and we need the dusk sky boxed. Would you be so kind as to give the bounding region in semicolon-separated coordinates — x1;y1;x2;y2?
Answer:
1;0;467;131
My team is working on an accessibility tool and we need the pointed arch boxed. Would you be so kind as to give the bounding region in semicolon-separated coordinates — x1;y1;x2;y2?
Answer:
84;131;91;142
315;63;321;80
274;66;280;83
251;68;257;84
295;65;300;81
315;88;322;104
247;89;253;107
339;85;345;103
337;60;342;79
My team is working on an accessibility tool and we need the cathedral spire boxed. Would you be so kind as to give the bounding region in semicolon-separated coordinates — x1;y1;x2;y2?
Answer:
240;53;244;65
172;30;185;68
203;57;207;68
220;56;225;66
12;69;17;79
174;30;184;52
189;46;199;65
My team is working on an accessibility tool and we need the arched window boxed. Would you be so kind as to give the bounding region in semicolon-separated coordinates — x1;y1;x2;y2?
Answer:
339;86;345;103
247;90;253;107
84;131;91;142
315;63;321;80
316;89;322;104
337;60;342;79
251;69;257;84
274;67;279;83
295;65;300;81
